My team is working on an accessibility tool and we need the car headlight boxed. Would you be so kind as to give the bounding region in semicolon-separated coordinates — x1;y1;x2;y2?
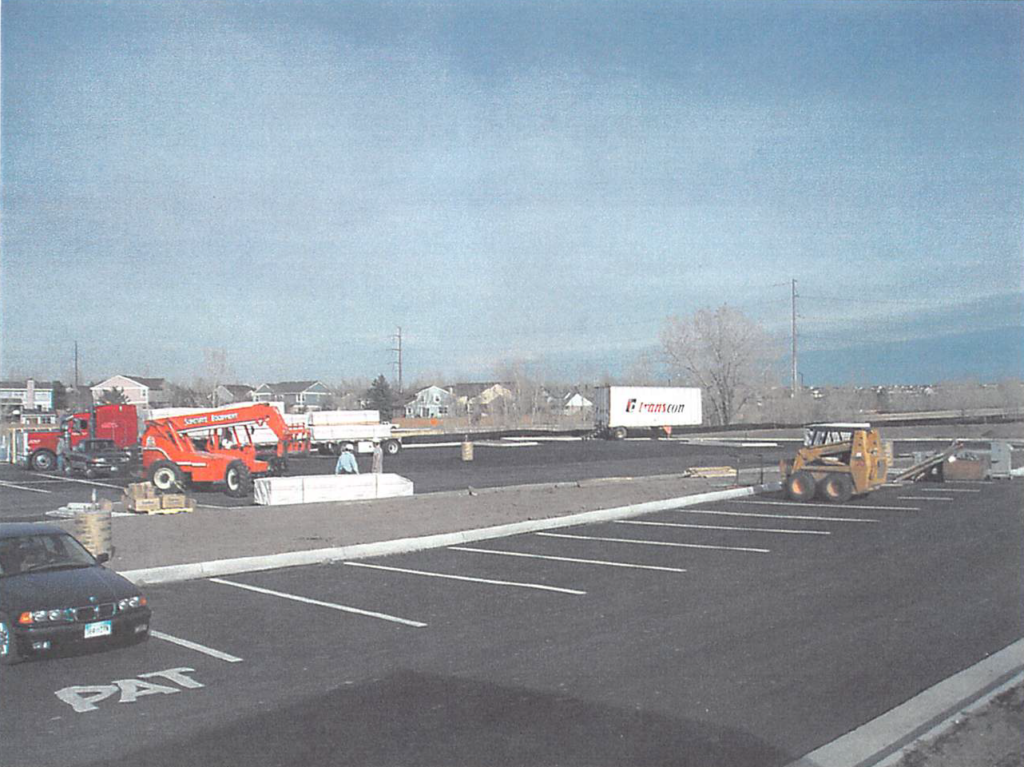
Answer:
118;596;146;611
19;608;74;624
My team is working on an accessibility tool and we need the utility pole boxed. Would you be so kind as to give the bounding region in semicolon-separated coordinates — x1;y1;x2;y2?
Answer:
391;327;403;394
791;279;799;398
74;341;80;410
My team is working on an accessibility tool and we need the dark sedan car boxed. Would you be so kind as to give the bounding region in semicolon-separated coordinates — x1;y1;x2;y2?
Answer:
66;439;133;478
0;524;151;665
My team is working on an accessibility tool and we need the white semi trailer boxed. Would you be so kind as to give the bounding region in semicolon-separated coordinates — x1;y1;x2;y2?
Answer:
594;386;702;440
304;410;402;456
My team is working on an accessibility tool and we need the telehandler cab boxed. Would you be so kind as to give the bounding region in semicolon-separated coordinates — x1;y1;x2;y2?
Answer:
141;403;309;497
780;423;889;503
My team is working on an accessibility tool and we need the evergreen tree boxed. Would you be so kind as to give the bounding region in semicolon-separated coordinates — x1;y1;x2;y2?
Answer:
365;375;396;419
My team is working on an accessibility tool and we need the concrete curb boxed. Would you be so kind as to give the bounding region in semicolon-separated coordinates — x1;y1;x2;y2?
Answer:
121;482;780;586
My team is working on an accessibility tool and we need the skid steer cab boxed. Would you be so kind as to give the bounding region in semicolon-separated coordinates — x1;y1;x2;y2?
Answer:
141;404;309;497
780;423;889;503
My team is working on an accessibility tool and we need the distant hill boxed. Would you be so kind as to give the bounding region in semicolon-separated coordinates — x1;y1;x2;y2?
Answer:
799;326;1024;386
516;325;1023;387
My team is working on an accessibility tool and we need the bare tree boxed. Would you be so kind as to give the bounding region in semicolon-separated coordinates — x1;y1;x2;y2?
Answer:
661;305;781;427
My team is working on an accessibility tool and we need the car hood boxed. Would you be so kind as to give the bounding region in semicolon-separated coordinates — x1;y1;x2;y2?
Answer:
0;566;139;612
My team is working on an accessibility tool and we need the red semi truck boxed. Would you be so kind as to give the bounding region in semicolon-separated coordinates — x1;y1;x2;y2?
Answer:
16;405;139;471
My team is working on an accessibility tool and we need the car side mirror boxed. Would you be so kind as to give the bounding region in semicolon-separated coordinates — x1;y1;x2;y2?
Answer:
96;552;110;564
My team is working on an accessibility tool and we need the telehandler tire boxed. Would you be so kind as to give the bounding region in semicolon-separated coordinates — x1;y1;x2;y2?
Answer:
224;460;252;498
818;474;853;503
149;460;184;491
785;471;817;502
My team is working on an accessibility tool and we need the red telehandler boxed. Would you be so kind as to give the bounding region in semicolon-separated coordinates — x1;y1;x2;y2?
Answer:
141;403;309;497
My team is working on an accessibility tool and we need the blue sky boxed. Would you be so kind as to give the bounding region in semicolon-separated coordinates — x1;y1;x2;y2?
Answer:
2;0;1022;387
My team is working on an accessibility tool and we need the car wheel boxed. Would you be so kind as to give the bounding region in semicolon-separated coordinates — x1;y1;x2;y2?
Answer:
785;471;817;502
30;450;56;472
611;427;627;441
0;612;21;666
818;474;854;503
224;460;252;498
85;468;96;479
149;460;184;491
383;440;401;456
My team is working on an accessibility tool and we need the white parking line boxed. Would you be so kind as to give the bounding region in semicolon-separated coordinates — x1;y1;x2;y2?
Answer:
616;519;830;536
736;499;918;511
0;478;65;484
537;532;770;554
55;476;124;489
671;508;877;523
209;577;428;627
150;630;244;662
344;561;586;595
898;496;953;502
448;546;688;573
0;480;53;494
912;488;981;493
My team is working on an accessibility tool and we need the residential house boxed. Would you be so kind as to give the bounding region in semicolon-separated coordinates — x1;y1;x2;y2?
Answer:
252;381;332;412
90;376;170;408
448;382;514;417
214;384;255;406
0;379;55;413
562;390;594;415
404;385;456;419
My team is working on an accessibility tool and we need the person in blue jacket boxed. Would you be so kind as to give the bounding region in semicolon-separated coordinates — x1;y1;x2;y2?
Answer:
335;443;359;474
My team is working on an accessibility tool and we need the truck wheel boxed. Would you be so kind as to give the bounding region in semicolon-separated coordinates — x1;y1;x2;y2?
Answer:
785;471;817;502
30;450;56;472
610;427;627;441
0;612;21;666
149;460;184;491
224;461;252;498
383;439;401;456
819;474;853;503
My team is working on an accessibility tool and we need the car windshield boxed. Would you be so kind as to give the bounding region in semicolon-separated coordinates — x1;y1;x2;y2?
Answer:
0;533;96;576
85;441;117;451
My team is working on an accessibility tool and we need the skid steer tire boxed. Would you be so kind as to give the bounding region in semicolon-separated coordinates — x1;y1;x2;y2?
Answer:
819;474;854;503
785;471;817;502
224;460;252;498
149;460;184;492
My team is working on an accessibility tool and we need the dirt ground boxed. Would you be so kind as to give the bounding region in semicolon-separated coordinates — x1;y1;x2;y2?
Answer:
895;682;1024;767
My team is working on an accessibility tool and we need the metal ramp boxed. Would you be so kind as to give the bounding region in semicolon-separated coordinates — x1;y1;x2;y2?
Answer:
891;440;963;483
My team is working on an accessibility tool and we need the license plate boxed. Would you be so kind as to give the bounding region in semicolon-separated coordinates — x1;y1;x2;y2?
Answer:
84;620;112;639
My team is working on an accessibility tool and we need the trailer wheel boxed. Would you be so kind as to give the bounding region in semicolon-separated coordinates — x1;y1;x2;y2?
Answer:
383;439;401;456
785;471;817;502
818;474;853;503
30;450;56;472
610;427;627;441
224;461;252;497
149;460;184;491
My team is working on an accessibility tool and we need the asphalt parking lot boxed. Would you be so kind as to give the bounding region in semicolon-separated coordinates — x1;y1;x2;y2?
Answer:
3;478;1021;767
0;438;789;521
